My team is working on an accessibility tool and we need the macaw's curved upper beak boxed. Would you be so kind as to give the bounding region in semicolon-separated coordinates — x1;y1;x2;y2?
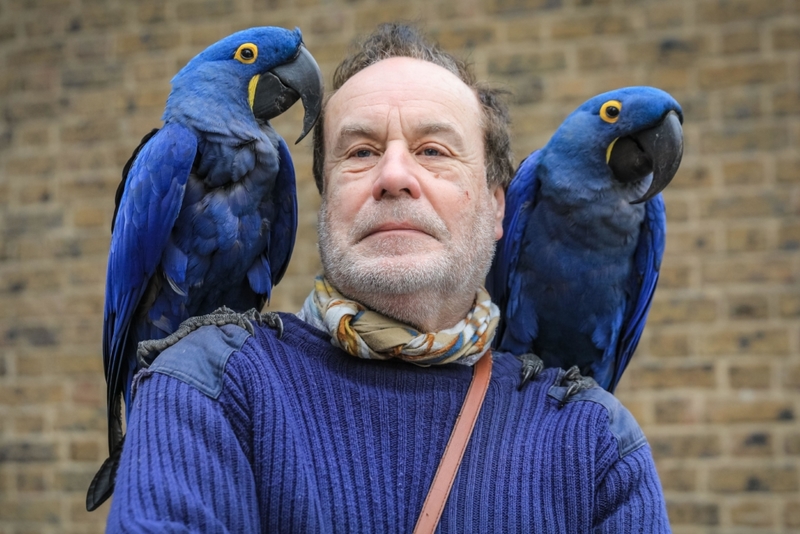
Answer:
607;110;683;205
251;45;324;144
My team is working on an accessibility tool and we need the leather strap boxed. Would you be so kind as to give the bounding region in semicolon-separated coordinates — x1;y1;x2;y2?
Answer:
413;351;493;534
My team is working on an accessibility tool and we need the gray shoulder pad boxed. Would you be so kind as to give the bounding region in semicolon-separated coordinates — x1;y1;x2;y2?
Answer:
548;385;647;459
145;324;252;399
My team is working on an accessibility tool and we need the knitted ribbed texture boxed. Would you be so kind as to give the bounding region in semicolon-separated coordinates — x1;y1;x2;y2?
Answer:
108;314;670;533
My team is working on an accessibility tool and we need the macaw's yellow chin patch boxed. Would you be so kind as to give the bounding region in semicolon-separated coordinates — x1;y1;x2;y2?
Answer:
248;74;260;110
606;137;618;164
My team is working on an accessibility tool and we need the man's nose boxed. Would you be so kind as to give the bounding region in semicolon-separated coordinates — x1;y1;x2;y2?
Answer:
372;143;422;200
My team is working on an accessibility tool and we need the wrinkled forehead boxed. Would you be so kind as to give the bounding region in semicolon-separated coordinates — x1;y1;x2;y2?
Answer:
324;57;483;139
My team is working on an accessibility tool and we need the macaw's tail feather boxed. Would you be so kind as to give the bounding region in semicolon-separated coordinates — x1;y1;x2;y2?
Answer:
86;436;124;511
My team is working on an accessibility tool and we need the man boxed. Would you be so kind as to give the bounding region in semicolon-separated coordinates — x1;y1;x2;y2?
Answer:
107;24;670;532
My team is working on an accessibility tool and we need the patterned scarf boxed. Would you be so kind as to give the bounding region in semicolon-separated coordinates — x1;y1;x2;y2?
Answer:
298;276;499;366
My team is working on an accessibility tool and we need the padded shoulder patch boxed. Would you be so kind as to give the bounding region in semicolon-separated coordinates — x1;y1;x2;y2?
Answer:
145;324;252;399
548;385;647;458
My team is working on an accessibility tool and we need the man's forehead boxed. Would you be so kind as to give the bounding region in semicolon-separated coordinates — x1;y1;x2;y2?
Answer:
325;57;482;127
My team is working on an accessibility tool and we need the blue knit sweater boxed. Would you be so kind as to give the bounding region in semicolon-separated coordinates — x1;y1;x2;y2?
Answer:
107;313;669;533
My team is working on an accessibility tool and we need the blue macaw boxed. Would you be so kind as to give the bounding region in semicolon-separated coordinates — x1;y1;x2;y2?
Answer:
488;86;683;393
86;27;323;511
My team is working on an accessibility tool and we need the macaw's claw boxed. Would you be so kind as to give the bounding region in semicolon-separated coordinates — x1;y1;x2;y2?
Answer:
241;308;284;339
137;307;284;367
558;366;599;408
517;352;545;391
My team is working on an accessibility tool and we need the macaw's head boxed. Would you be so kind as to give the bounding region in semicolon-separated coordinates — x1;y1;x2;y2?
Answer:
553;86;683;204
165;26;323;143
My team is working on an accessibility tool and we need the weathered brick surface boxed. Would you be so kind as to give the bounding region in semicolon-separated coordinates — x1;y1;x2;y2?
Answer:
0;0;798;531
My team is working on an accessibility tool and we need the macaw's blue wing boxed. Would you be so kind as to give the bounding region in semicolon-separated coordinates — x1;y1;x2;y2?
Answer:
606;195;666;392
488;151;542;351
247;137;298;299
103;122;197;453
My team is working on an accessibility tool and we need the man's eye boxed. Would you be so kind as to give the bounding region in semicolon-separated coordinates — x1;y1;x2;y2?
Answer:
354;149;372;158
421;147;440;157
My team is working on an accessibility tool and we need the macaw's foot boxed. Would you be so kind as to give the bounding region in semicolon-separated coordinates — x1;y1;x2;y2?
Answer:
558;366;599;408
239;307;284;338
137;306;283;367
516;352;545;391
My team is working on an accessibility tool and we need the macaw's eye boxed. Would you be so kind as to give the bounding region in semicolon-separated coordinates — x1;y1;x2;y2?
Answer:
600;100;622;123
234;43;258;64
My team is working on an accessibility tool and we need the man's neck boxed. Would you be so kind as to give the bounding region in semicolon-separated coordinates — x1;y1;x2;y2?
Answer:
343;288;476;333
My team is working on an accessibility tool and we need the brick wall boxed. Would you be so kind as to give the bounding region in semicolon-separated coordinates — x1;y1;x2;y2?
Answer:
0;0;797;531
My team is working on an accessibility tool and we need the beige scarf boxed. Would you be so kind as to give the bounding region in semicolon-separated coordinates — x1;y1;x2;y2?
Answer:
298;276;499;366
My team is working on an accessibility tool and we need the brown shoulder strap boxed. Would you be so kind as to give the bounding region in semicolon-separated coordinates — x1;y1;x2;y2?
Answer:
413;351;493;534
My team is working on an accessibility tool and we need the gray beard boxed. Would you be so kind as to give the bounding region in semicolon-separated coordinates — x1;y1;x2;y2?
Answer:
317;196;497;329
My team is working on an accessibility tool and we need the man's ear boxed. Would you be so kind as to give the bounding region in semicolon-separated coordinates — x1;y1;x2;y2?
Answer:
491;185;505;240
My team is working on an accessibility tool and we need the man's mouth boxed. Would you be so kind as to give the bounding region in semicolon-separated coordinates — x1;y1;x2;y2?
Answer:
358;221;437;243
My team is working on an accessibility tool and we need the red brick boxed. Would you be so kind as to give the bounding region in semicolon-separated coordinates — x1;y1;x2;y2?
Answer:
667;501;719;525
671;163;713;189
647;297;717;325
0;498;61;522
659;468;696;491
655;398;697;424
709;466;798;492
729;364;771;389
725;226;770;252
774;86;800;115
780;294;800;317
731;501;774;527
432;25;496;50
777;157;800;183
703;259;793;285
485;0;561;15
722;27;761;54
786;364;800;389
645;3;684;29
700;125;788;153
772;26;800;50
786;501;800;527
488;51;566;75
60;119;120;144
732;431;773;456
706;400;793;423
115;30;180;56
629;36;707;67
722;159;764;185
779;222;800;250
646;67;690;91
721;88;763;119
727;295;769;320
629;364;715;389
699;328;789;356
137;0;166;23
649;331;690;358
504;17;542;42
698;61;786;90
658;263;693;289
650;434;721;459
550;15;630;40
786;434;800;455
697;0;783;23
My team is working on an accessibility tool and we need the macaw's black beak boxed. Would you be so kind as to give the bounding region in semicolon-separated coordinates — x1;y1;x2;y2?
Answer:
607;110;683;205
252;45;324;144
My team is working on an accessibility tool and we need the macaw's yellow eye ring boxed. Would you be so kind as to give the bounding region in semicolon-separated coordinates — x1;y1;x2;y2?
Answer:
235;43;258;64
600;100;622;123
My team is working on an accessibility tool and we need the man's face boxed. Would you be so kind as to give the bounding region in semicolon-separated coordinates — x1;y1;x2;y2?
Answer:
318;57;504;323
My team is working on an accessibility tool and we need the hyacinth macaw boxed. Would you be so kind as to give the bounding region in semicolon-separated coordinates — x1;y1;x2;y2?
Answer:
488;86;683;393
86;26;323;511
